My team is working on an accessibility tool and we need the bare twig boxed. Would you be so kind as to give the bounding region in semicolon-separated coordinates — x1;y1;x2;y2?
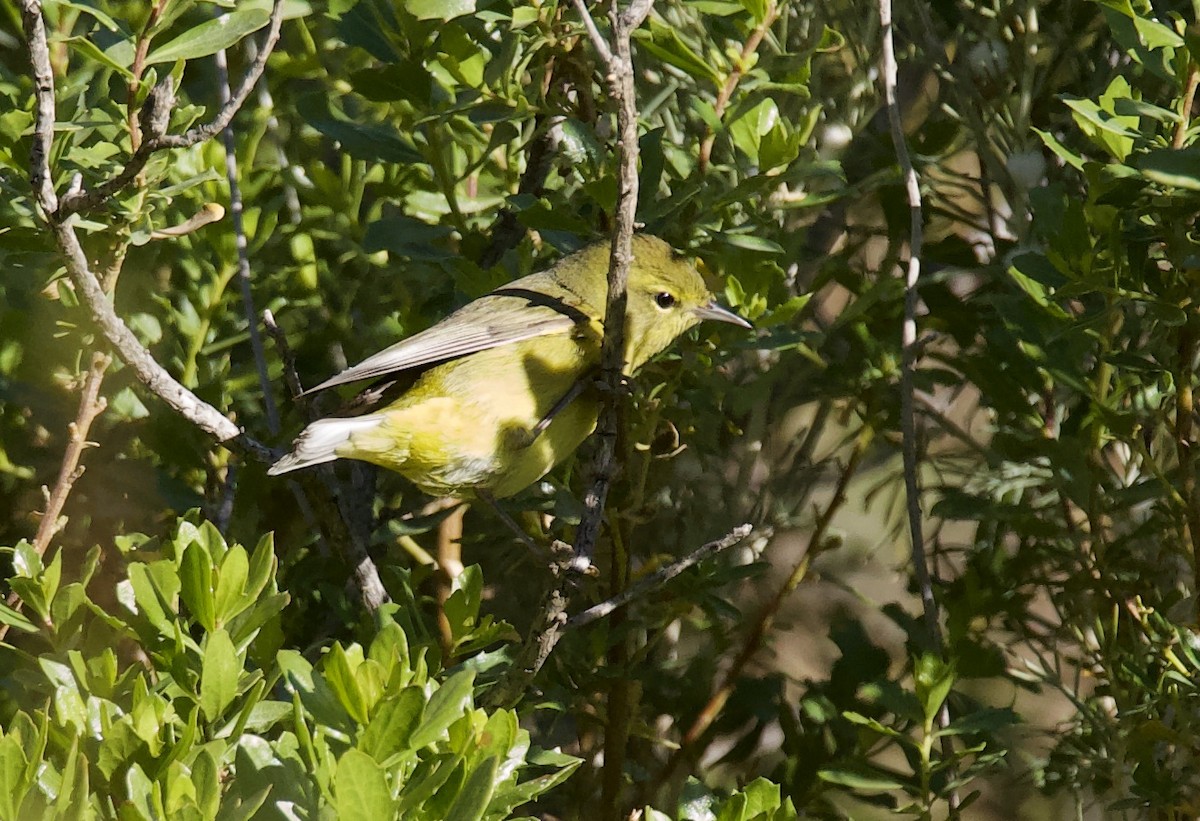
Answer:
31;352;112;554
214;36;278;434
263;309;305;402
697;2;780;172
482;0;656;716
570;0;654;569
648;430;869;803
879;0;941;664
1;351;112;641
55;0;286;216
879;0;960;813
20;0;393;614
435;503;467;661
568;523;753;627
20;0;57;214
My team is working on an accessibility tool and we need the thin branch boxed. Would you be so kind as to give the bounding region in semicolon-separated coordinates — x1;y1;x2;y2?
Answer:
56;0;286;216
569;0;613;63
214;37;278;434
20;0;58;214
263;309;305;402
32;351;111;553
481;540;578;711
21;0;270;460
648;429;869;803
879;0;940;662
568;524;753;627
880;0;960;813
698;2;779;172
571;0;653;569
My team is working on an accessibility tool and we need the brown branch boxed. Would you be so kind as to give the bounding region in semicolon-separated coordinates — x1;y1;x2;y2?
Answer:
56;0;286;216
263;311;390;611
697;2;780;173
32;351;112;554
127;0;172;152
481;0;657;718
481;539;578;711
263;309;305;403
1175;322;1200;619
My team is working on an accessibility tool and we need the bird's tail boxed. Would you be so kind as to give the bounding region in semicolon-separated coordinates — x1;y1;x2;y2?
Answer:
267;414;386;475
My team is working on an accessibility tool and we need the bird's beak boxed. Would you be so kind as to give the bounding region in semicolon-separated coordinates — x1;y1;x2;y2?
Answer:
693;301;753;329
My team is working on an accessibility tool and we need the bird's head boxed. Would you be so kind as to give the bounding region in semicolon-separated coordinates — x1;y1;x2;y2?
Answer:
623;235;751;372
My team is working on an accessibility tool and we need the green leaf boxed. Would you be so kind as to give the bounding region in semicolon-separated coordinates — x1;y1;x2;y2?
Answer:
404;0;475;20
47;0;122;31
59;35;136;79
213;545;249;626
728;98;779;165
200;628;240;722
410;669;475;748
324;643;369;725
1137;146;1200;190
180;542;216;632
359;687;425;764
334;749;392;821
444;756;498;821
300;104;422;165
636;19;722;86
146;9;271;64
817;767;907;791
913;653;955;724
0;734;31;821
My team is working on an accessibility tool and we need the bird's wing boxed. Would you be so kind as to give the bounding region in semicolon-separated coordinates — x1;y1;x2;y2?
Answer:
301;287;590;395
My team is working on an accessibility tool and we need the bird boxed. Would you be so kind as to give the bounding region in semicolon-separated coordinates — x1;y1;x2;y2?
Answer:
268;234;750;499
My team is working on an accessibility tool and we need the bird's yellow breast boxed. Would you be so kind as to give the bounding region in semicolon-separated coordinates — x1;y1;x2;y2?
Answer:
338;329;600;497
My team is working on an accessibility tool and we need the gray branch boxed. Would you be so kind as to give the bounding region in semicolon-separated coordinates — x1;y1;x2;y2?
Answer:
568;524;753;628
55;0;286;216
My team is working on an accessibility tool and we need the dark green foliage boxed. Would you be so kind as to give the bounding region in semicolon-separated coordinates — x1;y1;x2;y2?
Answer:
5;0;1200;818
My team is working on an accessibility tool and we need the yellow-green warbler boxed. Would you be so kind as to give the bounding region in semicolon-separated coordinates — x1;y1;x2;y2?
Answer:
268;235;750;497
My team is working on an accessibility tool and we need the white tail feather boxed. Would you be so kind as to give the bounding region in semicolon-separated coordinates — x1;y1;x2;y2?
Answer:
268;415;385;475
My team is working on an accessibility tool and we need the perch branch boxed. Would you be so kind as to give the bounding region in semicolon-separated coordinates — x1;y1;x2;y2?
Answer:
570;0;654;569
21;0;268;457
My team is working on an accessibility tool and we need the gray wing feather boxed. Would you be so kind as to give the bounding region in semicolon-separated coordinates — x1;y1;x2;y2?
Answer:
302;307;578;395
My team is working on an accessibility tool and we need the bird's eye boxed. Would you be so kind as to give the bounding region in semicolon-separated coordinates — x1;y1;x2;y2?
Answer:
654;292;676;309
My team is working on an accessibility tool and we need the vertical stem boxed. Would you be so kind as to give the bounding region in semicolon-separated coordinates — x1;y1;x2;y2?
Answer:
1175;321;1200;619
573;1;653;567
436;502;467;662
214;39;279;434
878;0;960;813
